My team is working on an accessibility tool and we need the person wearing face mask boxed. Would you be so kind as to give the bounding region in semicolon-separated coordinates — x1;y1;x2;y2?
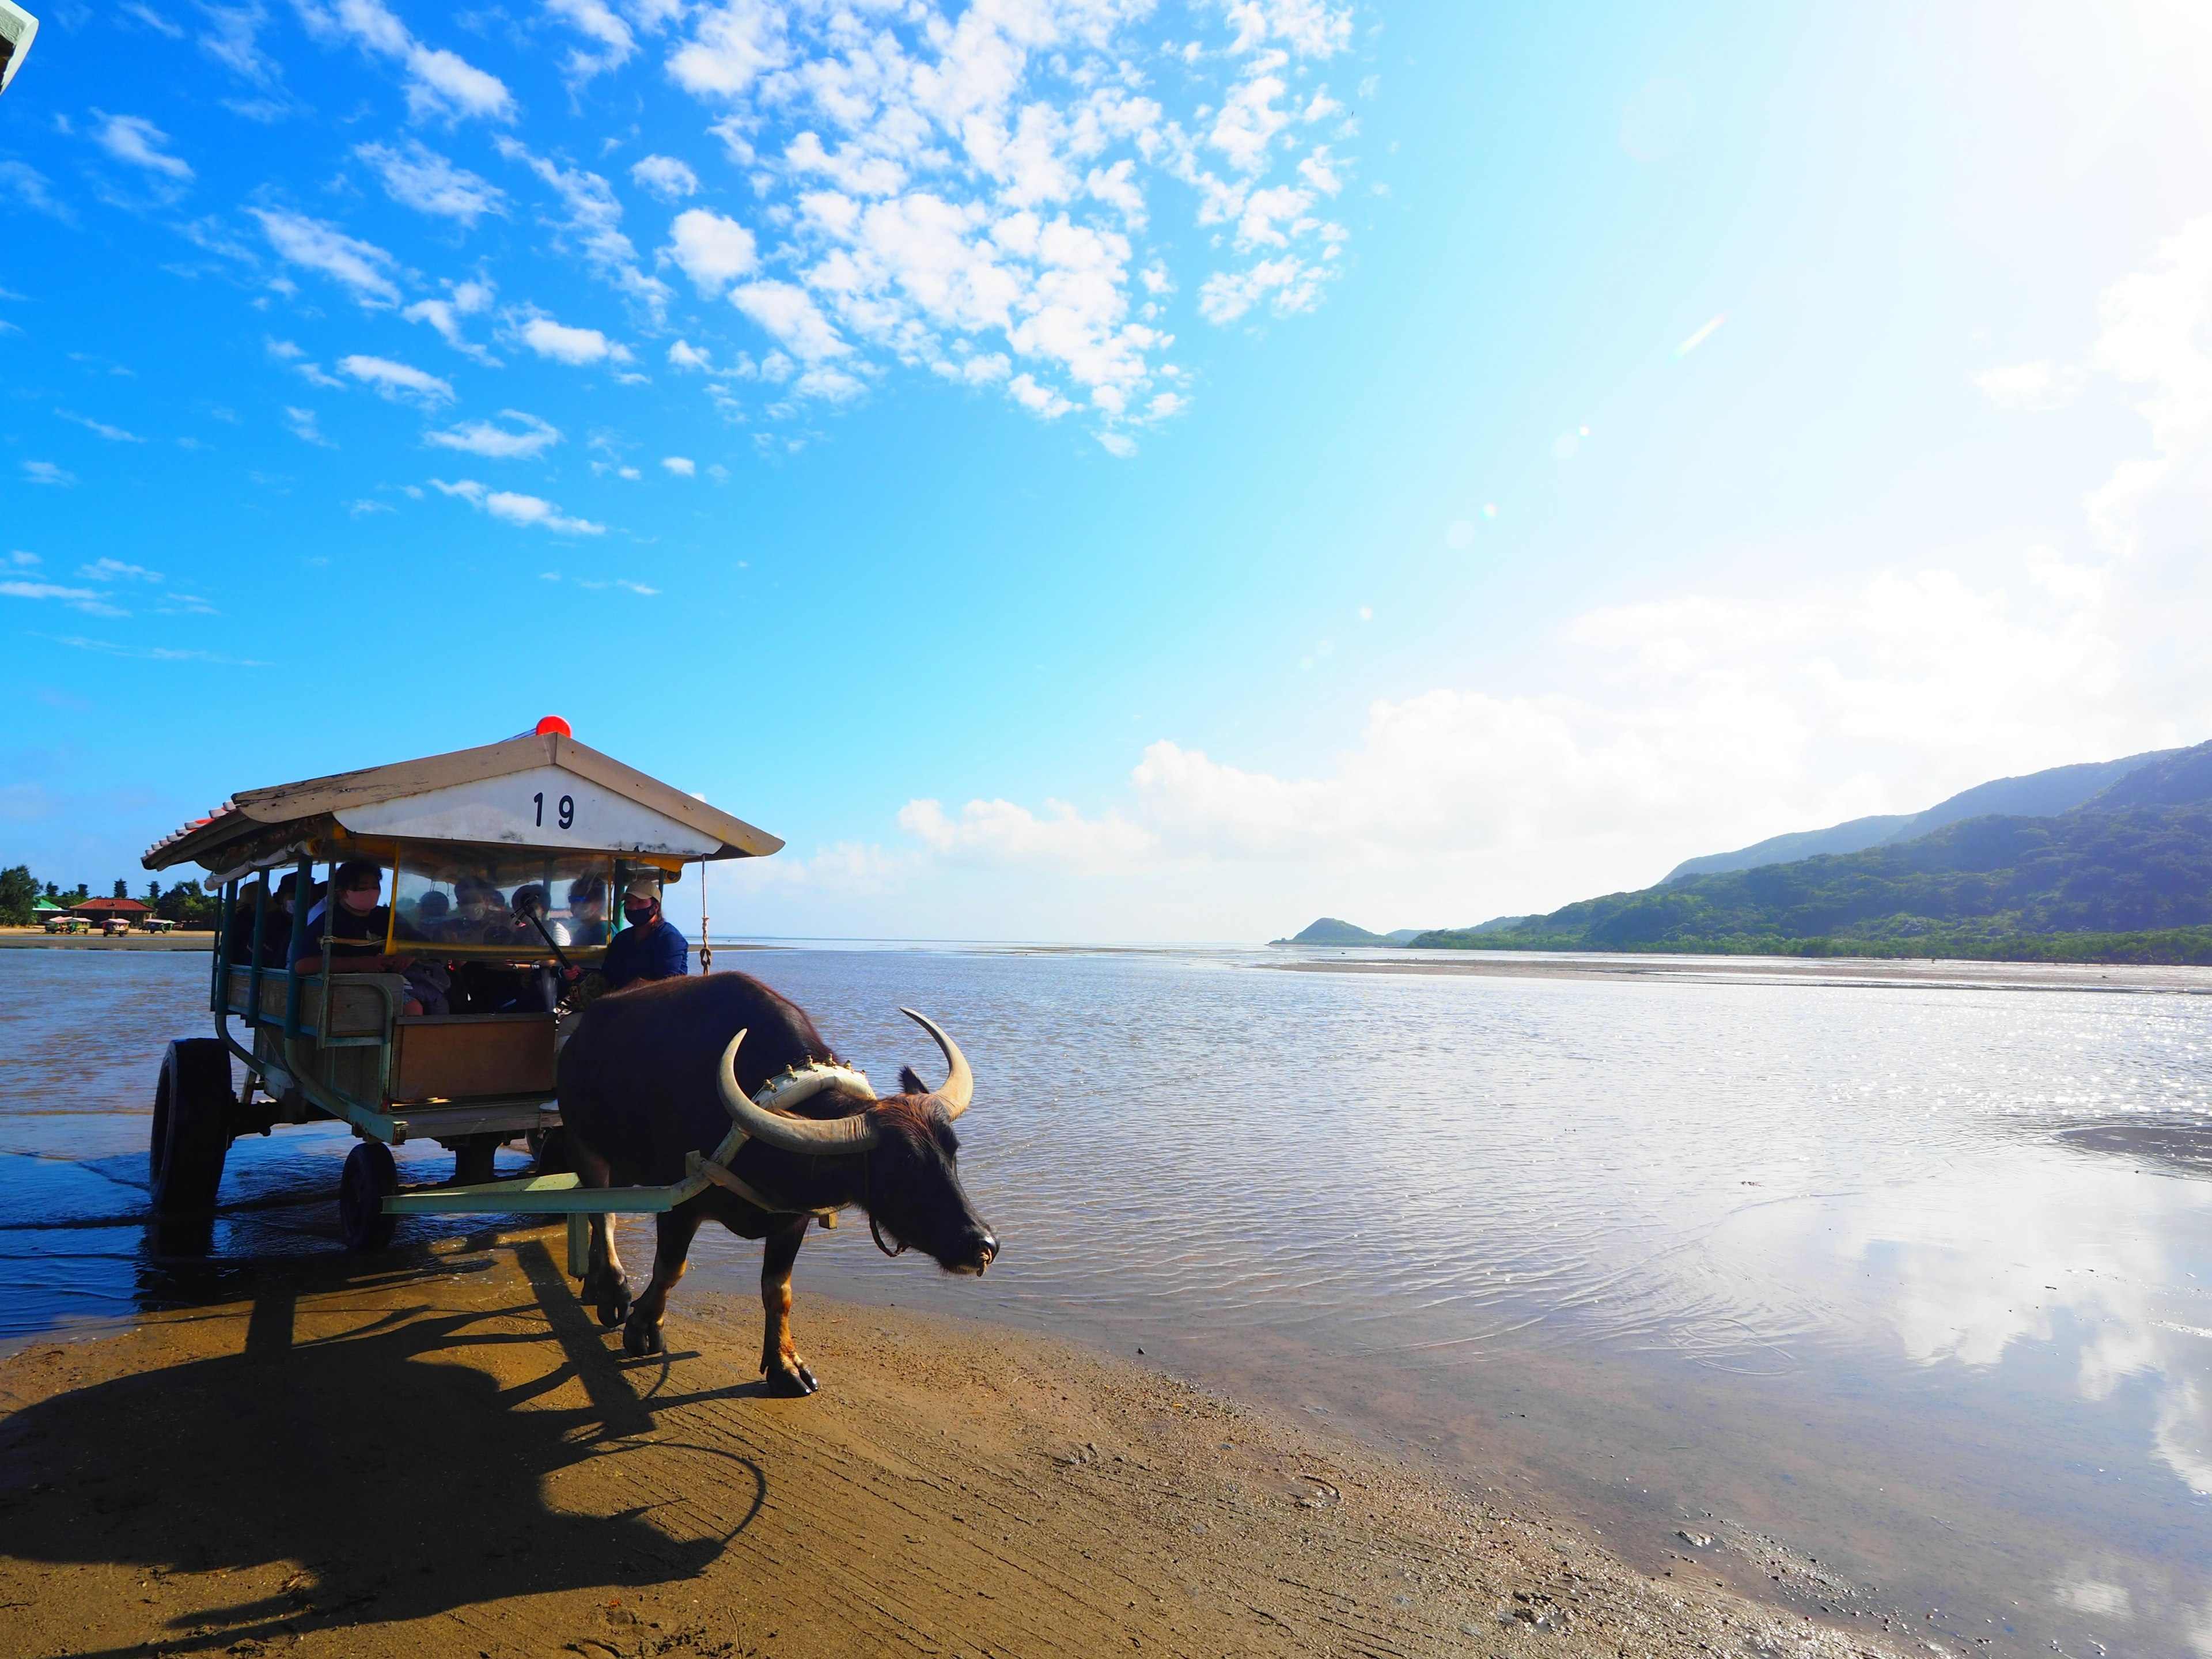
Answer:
293;860;426;1016
596;873;689;991
226;871;298;969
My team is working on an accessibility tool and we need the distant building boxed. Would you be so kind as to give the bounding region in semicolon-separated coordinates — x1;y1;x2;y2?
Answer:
69;896;150;919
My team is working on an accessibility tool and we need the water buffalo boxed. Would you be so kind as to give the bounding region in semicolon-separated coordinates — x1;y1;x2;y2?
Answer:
554;972;998;1393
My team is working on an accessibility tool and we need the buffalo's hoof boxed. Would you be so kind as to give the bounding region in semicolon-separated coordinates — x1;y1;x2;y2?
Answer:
622;1312;664;1357
763;1361;818;1397
584;1271;631;1328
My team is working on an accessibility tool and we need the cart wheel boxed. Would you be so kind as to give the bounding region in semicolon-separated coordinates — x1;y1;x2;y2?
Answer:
150;1039;234;1214
529;1126;574;1178
338;1142;399;1252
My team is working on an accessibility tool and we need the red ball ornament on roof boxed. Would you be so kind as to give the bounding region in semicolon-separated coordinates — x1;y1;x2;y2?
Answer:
535;715;573;737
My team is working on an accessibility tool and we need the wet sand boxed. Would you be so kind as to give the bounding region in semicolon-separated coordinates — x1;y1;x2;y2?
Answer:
0;1234;1908;1659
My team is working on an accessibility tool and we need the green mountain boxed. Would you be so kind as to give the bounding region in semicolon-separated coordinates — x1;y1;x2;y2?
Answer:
1272;918;1429;946
1413;740;2212;962
1663;748;2180;881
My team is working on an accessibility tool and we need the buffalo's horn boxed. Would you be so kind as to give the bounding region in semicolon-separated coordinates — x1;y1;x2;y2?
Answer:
716;1030;878;1155
898;1007;974;1120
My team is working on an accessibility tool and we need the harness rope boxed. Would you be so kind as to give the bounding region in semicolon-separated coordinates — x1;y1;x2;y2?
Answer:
691;1059;884;1238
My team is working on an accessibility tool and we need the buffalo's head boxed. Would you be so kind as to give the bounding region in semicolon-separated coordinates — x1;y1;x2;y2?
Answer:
716;1012;999;1276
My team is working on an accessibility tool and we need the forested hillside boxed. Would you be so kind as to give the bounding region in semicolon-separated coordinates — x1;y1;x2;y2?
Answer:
1415;741;2212;961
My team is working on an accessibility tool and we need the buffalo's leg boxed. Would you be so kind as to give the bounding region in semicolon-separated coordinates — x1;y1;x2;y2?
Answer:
759;1216;817;1396
623;1205;702;1358
571;1140;631;1328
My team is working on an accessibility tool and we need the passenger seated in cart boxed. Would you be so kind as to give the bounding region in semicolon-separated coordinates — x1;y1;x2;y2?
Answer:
450;877;509;946
597;873;688;990
294;860;442;1016
407;888;452;940
564;876;608;946
225;871;298;969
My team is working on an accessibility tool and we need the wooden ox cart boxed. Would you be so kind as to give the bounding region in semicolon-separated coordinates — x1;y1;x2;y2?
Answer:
140;718;784;1264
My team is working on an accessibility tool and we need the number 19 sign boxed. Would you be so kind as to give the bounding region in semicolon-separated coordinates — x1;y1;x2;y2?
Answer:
337;766;720;856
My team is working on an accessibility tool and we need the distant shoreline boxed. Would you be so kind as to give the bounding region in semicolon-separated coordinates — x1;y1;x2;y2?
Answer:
1259;949;2212;994
0;929;215;951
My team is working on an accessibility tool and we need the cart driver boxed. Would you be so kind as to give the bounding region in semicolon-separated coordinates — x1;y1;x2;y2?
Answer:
596;873;688;990
294;860;429;1016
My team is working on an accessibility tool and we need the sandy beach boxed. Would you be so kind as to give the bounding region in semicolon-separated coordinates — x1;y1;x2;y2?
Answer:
0;1231;1910;1659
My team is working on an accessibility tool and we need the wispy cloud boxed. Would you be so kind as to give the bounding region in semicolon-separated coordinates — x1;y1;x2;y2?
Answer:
425;410;560;459
1;581;125;616
294;0;515;124
42;635;270;665
0;161;73;222
78;558;163;582
251;209;402;307
56;410;145;443
512;310;631;366
339;354;455;408
403;278;498;363
266;337;346;389
22;461;75;487
355;140;506;225
90;112;193;182
661;456;696;476
432;478;604;535
283;406;334;446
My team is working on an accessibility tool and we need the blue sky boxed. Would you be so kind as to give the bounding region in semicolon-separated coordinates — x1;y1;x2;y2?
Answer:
5;1;2211;940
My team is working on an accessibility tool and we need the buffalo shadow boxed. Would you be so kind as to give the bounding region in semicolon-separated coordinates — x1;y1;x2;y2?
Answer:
0;1238;766;1656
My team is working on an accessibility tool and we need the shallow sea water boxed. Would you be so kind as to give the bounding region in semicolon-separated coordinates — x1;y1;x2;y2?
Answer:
2;942;2209;1656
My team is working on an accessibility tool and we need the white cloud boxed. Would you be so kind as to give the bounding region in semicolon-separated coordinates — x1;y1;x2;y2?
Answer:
514;311;632;366
425;410;560;459
0;579;124;616
297;0;516;124
495;139;671;319
199;4;281;86
251;209;402;307
433;477;605;535
630;154;699;200
355;140;506;224
91;113;193;181
403;278;499;362
1198;254;1334;324
544;0;635;81
57;411;143;442
339;353;456;407
79;557;163;582
284;407;335;446
22;462;74;486
661;454;695;475
666;339;713;372
663;207;757;296
666;0;786;99
1224;0;1354;57
730;279;849;363
1974;359;2080;412
643;1;1357;438
0;161;71;221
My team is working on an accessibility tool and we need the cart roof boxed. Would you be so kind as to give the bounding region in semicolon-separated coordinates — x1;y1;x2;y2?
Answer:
143;727;782;874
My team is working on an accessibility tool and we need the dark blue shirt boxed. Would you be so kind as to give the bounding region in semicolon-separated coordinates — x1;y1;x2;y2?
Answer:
600;917;688;988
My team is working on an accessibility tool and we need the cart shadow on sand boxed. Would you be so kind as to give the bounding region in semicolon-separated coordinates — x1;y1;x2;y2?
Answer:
0;1229;772;1656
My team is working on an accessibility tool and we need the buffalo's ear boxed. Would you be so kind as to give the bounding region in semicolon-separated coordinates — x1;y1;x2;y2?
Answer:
898;1065;929;1097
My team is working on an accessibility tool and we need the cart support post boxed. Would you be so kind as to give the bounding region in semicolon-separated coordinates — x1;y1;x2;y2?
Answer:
209;879;233;1015
245;875;267;1029
283;856;312;1040
566;1212;589;1277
